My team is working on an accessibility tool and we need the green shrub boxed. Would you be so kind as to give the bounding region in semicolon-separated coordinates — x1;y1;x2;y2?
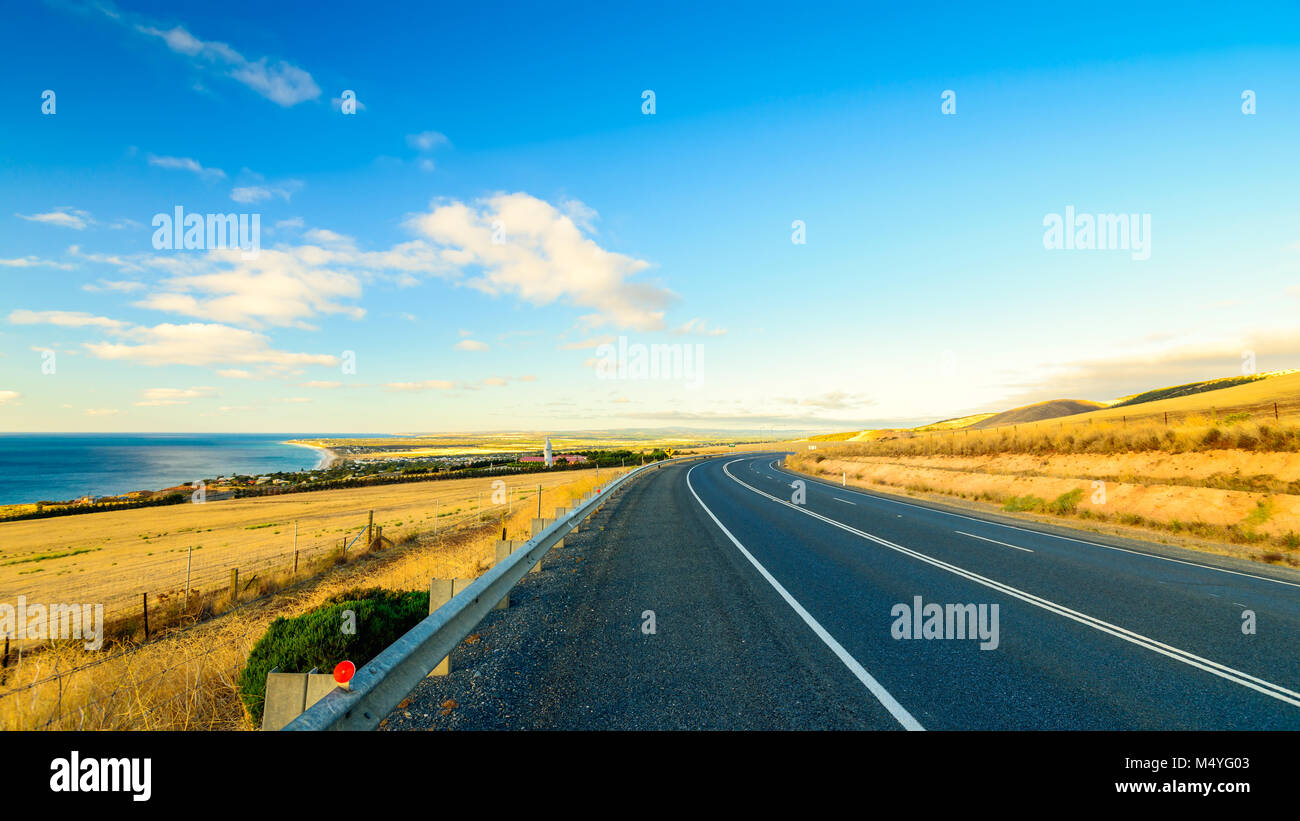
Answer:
1002;494;1046;513
1048;488;1084;515
236;587;429;726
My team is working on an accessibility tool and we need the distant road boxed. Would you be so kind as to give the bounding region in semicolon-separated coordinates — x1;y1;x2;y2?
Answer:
394;454;1300;730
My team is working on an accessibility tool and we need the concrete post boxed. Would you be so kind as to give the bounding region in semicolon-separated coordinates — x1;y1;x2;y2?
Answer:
427;578;463;676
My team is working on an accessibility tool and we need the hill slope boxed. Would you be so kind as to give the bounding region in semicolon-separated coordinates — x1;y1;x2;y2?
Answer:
968;399;1105;430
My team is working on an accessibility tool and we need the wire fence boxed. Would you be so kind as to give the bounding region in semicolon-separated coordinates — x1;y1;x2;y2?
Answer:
0;471;616;730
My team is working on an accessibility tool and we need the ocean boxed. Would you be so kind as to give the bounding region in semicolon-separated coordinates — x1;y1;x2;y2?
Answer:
0;433;354;505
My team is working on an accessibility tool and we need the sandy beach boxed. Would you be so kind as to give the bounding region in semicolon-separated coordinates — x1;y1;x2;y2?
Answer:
284;440;340;470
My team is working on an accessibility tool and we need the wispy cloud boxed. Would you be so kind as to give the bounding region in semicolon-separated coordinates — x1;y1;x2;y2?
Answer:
82;279;145;293
0;256;75;270
147;154;226;180
385;380;456;391
406;131;449;152
16;207;92;230
134;386;216;406
8;309;127;329
231;180;302;203
671;318;727;337
78;321;336;373
124;12;320;106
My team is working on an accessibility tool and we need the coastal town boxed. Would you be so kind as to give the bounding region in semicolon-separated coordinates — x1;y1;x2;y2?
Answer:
1;438;656;522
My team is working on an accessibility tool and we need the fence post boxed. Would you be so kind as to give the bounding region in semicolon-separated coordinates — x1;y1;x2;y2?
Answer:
536;484;541;518
367;510;374;546
184;546;192;608
231;568;239;603
1275;402;1280;421
142;593;150;640
1164;412;1168;426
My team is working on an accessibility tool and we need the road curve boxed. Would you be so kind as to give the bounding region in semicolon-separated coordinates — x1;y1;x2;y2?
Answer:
391;454;1300;730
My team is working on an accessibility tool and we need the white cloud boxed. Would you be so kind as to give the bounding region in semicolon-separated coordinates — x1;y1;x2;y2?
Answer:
231;180;302;203
133;247;366;329
406;131;449;152
482;377;507;386
671;318;727;337
8;310;127;329
454;339;490;352
85;322;337;372
69;245;146;272
133;22;320;106
406;193;673;330
135;386;217;406
83;279;145;293
85;408;121;417
557;335;614;350
16;208;91;230
0;256;74;270
147;154;226;180
0;391;19;405
301;380;341;389
301;228;353;245
385;380;456;391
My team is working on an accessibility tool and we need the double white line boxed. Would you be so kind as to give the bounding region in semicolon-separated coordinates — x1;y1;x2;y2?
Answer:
716;457;1300;712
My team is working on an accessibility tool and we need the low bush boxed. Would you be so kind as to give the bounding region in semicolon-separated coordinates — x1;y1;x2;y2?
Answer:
236;587;429;726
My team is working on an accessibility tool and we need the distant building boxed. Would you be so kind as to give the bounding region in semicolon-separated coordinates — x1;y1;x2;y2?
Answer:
521;454;587;465
544;437;553;467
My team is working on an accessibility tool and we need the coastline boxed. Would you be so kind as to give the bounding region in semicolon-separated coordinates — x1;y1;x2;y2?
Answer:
284;440;340;470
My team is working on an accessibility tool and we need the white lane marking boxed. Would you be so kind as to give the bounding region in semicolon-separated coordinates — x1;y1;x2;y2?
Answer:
956;530;1034;553
719;458;1300;710
685;463;923;731
834;497;856;505
763;460;1300;591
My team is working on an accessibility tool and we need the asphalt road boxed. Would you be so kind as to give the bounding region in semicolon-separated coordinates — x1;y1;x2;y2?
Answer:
392;454;1300;730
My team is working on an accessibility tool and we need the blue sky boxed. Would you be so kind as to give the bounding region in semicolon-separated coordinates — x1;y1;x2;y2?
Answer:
3;0;1299;433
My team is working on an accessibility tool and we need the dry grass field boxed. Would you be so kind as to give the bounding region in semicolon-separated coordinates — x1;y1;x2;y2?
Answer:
787;374;1300;567
0;467;628;730
0;467;621;646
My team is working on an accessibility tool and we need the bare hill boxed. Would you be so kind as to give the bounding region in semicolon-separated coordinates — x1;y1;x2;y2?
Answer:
968;399;1105;430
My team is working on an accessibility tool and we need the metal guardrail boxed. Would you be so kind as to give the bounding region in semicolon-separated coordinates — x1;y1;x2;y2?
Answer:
284;456;698;730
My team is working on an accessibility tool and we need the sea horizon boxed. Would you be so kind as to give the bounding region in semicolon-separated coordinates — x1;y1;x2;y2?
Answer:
0;433;388;506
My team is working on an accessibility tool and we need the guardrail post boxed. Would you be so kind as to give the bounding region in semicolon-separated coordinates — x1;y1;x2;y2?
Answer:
507;538;542;573
262;670;340;730
428;578;456;675
492;542;519;595
530;517;555;570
